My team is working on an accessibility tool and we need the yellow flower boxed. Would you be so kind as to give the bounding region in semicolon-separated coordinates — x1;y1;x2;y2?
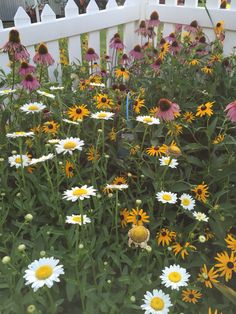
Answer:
146;145;167;157
192;182;209;203
167;123;183;136
79;80;89;91
225;234;236;252
112;176;127;185
182;289;202;304
120;208;130;228
87;146;100;162
108;127;117;141
189;59;200;66
127;208;150;226
212;134;224;144
201;65;213;75
215;21;224;35
115;67;129;80
183;111;195;123
198;264;219;288
214;251;236;282
67;104;90;121
156;228;176;246
208;308;223;314
65;161;75;178
94;93;113;109
42;121;59;135
159;42;170;60
172;242;196;259
130;145;140;155
196;102;214;117
133;98;145;114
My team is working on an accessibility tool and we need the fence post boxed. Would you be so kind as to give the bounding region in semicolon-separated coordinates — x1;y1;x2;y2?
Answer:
87;0;101;63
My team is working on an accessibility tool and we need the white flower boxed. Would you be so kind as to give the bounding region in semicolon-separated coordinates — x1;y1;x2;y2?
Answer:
160;264;190;291
89;82;105;87
91;111;114;120
136;115;160;125
47;139;60;144
62;119;81;125
179;193;195;211
156;191;177;204
66;214;91;225
37;90;55;99
193;211;209;222
159;156;178;168
105;184;129;190
49;86;64;90
6;131;34;138
0;89;16;95
23;257;64;292
141;289;172;314
8;154;31;168
30;154;55;165
20;102;46;114
55;137;84;155
63;185;96;202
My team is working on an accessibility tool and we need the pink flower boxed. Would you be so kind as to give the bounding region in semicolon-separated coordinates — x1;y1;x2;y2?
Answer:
109;34;125;50
147;11;160;27
33;43;54;66
130;45;143;60
225;101;236;122
151;58;162;72
120;53;131;66
19;61;36;76
170;40;183;54
135;20;147;36
184;20;199;33
155;98;180;121
21;74;40;91
85;48;99;62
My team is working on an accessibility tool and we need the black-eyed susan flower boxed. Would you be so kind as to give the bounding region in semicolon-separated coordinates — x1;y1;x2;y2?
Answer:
130;145;140;155
183;111;195;123
108;127;117;141
189;59;200;66
156;228;176;246
225;234;236;252
172;242;196;259
120;208;129;228
146;145;167;157
166;141;181;157
215;21;224;35
205;228;215;241
128;225;150;248
112;176;127;185
87;146;100;162
67;104;90;121
115;67;129;80
182;289;202;304
159;42;170;60
23;257;64;291
133;97;145;114
160;264;190;290
65;161;75;178
192;182;209;203
141;289;172;313
201;65;213;74
198;264;219;288
42;121;59;134
208;308;223;314
127;208;150;226
94;93;113;109
212;134;225;144
167;123;183;136
196;101;214;117
214;251;236;282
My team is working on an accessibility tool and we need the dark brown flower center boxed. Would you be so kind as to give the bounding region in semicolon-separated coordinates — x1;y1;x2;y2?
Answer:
172;41;178;48
113;33;120;39
122;54;128;60
114;38;122;44
21;62;29;69
68;166;73;172
134;45;141;52
101;97;107;103
25;74;34;82
150;11;159;20
216;22;222;28
199;36;206;43
9;29;20;43
161;231;167;236
197;189;203;195
160;38;166;45
158;98;172;112
169;32;175;38
189;293;195;299
190;20;198;28
136;215;142;221
201;105;207;111
38;44;48;55
227;262;234;269
120;67;125;72
76;108;82;114
47;124;53;129
139;20;146;28
87;48;95;55
120;214;124;220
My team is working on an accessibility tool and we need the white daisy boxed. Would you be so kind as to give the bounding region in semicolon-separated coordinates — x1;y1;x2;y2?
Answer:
55;137;84;155
193;211;209;222
91;111;114;120
179;193;195;211
23;257;64;292
0;89;16;95
105;184;129;190
6;131;34;138
30;154;55;165
159;156;178;168
62;119;81;125
63;185;97;202
66;214;91;225
160;264;190;291
20;102;46;114
47;139;60;144
8;154;31;168
156;191;177;204
141;289;172;314
49;86;64;91
89;82;105;87
37;90;55;99
136;115;160;125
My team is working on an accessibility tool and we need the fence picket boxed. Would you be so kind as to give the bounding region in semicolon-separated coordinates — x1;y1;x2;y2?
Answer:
87;0;100;63
41;5;61;81
106;0;119;62
205;0;221;9
0;19;10;75
123;0;139;54
185;0;198;7
162;0;177;37
14;7;31;27
65;0;82;65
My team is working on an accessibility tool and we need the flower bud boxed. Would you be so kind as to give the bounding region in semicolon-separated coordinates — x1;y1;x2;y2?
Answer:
145;245;152;252
108;193;113;198
198;235;206;243
24;214;33;222
27;305;36;313
18;244;26;251
2;256;11;264
130;296;136;302
135;199;142;205
79;243;84;249
40;250;46;257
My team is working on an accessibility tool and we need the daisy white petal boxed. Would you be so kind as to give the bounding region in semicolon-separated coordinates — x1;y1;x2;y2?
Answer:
156;191;177;204
55;137;84;155
193;211;209;222
63;185;97;202
37;90;55;99
105;184;129;190
179;193;195;211
91;111;114;120
160;264;190;291
159;156;178;168
8;154;31;168
30;154;55;165
20;102;46;114
141;289;172;313
136;115;160;125
6;131;34;138
0;89;16;95
66;214;91;225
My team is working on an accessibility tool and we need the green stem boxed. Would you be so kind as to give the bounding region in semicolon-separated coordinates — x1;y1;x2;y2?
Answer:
45;288;57;314
115;190;119;243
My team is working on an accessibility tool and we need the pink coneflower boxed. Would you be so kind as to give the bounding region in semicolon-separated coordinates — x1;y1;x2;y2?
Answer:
170;40;182;54
19;61;36;76
225;100;236;122
21;74;40;91
33;43;54;66
1;29;30;61
136;20;147;36
147;11;160;27
155;98;180;121
120;53;131;66
85;48;99;62
175;24;183;34
151;57;162;72
165;32;176;43
130;45;143;60
147;26;156;39
109;37;125;50
184;20;199;33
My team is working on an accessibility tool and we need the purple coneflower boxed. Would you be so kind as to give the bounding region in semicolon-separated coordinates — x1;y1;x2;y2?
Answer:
170;40;182;54
155;98;180;121
120;53;131;66
21;74;40;91
130;45;143;60
33;43;55;66
147;26;156;39
1;29;30;61
110;33;125;51
147;11;160;27
151;57;162;72
184;20;199;33
136;20;147;36
19;61;36;76
85;48;99;62
165;32;176;43
225;101;236;122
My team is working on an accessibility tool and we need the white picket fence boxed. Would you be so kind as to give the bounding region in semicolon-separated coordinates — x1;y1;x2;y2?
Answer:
0;0;236;81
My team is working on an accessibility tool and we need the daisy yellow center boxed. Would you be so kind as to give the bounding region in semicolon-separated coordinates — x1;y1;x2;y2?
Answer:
162;194;172;201
28;105;39;111
15;157;22;163
72;216;82;223
182;198;190;206
63;141;77;149
150;297;164;311
98;113;107;118
164;158;171;165
35;265;53;280
143;117;153;123
168;271;182;283
72;188;88;196
15;132;25;135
